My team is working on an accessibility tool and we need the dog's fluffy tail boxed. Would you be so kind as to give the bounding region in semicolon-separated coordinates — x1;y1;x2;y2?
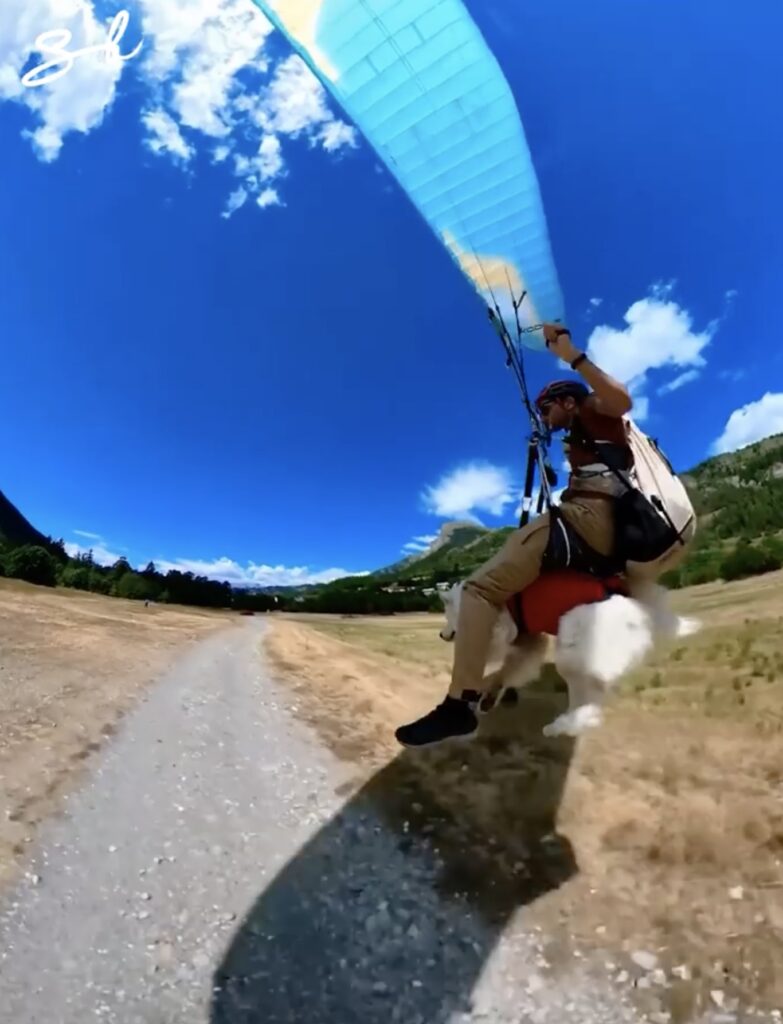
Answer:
627;580;702;640
676;616;701;637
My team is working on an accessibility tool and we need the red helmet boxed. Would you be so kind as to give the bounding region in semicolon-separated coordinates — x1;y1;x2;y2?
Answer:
534;379;589;411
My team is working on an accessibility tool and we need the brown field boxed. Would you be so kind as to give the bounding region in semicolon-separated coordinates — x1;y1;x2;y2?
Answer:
265;571;783;1020
0;579;227;889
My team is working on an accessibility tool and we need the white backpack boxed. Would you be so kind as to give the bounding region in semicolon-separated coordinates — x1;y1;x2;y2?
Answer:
577;416;696;577
620;419;697;577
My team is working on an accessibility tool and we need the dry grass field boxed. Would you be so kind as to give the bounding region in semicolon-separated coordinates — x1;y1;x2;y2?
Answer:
1;568;781;1018
0;579;227;888
265;571;783;1020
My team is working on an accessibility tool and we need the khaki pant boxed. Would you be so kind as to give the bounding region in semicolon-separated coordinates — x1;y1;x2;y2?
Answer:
448;497;616;699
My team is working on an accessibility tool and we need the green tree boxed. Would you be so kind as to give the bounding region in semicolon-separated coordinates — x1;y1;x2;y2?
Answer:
760;535;783;563
109;557;132;580
60;563;92;591
4;545;59;587
39;536;69;564
720;540;782;582
88;571;112;595
115;572;155;601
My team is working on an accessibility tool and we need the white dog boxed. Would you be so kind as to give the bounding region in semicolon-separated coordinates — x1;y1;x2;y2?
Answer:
439;577;700;738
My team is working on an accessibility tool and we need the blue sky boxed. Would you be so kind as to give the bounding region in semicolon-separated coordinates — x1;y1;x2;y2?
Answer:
2;0;782;587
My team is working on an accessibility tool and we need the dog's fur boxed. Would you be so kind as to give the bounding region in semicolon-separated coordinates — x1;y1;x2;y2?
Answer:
440;578;700;737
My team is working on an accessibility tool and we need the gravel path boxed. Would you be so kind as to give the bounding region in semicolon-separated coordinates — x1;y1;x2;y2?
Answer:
0;622;767;1024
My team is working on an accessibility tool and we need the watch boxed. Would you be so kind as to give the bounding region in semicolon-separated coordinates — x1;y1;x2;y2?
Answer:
570;352;587;370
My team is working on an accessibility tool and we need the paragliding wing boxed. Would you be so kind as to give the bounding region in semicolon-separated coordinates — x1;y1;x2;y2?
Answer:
250;0;564;348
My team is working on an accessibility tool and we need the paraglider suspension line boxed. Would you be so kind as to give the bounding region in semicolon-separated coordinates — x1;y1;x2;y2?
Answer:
485;288;558;527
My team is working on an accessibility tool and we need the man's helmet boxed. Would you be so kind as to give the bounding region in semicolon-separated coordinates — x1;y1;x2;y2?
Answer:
534;379;589;411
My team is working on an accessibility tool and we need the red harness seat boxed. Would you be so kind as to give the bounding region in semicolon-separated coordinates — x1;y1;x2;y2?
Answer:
506;570;629;637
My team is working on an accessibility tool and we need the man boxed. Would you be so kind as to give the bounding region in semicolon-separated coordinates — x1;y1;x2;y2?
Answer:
394;322;635;748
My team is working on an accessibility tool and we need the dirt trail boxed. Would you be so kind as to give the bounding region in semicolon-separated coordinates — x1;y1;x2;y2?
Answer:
0;579;225;888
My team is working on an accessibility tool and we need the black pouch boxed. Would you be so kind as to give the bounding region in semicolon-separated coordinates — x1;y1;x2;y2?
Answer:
569;420;680;566
614;489;679;563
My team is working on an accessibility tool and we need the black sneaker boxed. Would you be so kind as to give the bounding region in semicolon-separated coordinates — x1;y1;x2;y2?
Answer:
395;695;478;748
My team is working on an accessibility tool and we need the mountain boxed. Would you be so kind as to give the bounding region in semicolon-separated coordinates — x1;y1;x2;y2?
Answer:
374;520;491;579
665;432;783;585
251;582;323;596
0;489;51;548
682;432;783;536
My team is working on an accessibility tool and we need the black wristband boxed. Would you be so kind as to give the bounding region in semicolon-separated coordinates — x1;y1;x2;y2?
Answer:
570;352;587;370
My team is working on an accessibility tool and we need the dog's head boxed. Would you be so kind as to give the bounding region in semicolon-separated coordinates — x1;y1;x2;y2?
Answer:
438;582;463;642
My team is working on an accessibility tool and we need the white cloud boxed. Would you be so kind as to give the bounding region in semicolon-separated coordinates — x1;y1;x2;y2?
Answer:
657;368;700;395
134;10;355;209
161;6;268;138
64;539;123;567
232;133;284;190
64;529;365;587
142;107;194;163
256;132;283;176
319;119;357;152
588;294;713;384
221;185;247;219
719;367;746;383
154;556;366;588
256;186;280;209
403;534;438;554
650;279;676;300
423;463;515;520
2;0;132;161
587;291;716;421
589;297;603;307
256;54;330;135
3;0;358;210
137;0;271;87
710;392;783;455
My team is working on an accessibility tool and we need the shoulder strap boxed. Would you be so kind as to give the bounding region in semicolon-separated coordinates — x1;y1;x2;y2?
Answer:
570;413;635;493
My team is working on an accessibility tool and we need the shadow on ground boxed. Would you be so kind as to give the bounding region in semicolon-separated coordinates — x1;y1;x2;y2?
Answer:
211;669;578;1023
